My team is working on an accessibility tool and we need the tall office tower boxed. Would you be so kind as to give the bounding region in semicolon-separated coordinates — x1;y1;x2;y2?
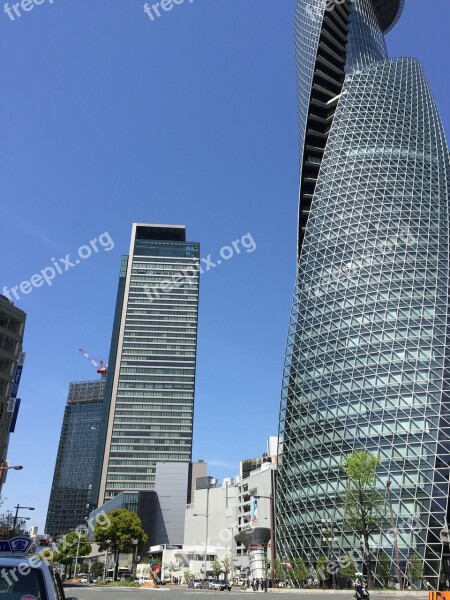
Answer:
0;294;26;485
45;378;105;537
94;224;200;505
277;0;450;586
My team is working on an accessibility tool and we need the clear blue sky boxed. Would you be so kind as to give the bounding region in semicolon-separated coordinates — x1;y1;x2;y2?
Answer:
1;0;449;532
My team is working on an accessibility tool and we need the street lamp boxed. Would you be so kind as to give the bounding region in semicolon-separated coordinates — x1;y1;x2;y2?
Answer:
321;518;336;589
193;513;210;578
0;465;23;472
12;504;34;535
253;495;276;588
73;527;88;578
193;476;216;579
386;481;403;591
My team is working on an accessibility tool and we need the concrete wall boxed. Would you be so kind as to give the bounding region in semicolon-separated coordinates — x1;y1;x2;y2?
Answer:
154;462;190;545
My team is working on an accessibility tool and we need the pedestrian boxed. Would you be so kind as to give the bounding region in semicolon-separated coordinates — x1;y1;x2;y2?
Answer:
263;578;268;592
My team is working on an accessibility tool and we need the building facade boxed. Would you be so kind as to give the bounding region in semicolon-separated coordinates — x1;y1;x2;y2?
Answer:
277;0;450;587
93;224;200;505
0;294;26;481
45;378;105;537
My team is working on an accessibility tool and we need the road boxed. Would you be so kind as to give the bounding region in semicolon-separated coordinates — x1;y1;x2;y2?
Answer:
65;586;428;600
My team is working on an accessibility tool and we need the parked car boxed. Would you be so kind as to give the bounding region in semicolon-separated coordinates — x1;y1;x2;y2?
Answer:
209;579;232;591
189;579;203;589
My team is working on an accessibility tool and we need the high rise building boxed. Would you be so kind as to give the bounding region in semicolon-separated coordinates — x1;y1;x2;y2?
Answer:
93;224;200;505
0;294;26;484
277;0;450;586
45;378;105;537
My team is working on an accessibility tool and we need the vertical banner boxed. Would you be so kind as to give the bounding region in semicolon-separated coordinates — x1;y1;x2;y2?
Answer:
250;496;258;526
7;352;26;412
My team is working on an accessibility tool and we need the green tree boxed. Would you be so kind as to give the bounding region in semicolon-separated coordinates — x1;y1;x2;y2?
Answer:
94;509;148;581
408;553;424;589
292;558;308;586
316;555;328;588
91;562;105;578
274;559;284;580
211;557;222;578
184;569;193;583
340;554;357;580
222;556;232;580
53;530;92;579
375;552;391;587
341;450;385;588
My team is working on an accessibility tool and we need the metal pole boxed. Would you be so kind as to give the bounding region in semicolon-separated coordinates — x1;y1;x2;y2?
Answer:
103;549;108;580
269;495;275;588
203;485;210;579
74;532;82;578
12;504;20;535
386;481;403;591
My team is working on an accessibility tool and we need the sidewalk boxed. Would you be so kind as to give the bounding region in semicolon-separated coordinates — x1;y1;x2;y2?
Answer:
271;589;426;596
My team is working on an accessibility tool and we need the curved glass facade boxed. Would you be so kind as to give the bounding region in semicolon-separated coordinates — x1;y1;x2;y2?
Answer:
277;0;450;586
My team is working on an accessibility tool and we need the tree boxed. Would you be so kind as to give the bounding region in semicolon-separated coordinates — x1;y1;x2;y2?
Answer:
340;554;357;580
53;530;92;579
163;561;179;582
341;450;385;588
222;556;232;580
0;512;29;538
274;559;284;580
91;562;105;578
375;552;391;588
184;569;193;584
94;508;148;581
408;553;424;589
292;558;308;586
211;557;222;578
316;555;328;587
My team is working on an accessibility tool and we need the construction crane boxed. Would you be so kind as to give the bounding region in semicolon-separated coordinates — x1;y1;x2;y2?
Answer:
79;348;108;376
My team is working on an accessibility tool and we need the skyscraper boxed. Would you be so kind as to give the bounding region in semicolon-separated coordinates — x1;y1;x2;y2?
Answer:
45;378;105;537
277;0;450;586
94;224;200;505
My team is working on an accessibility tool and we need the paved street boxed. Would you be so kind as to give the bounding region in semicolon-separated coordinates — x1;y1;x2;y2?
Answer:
65;586;428;600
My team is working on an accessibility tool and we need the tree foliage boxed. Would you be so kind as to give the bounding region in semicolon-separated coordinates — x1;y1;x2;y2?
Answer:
341;450;385;587
53;530;92;579
375;552;391;587
211;557;222;578
316;556;328;587
90;562;105;578
222;556;232;580
409;553;424;587
340;554;357;579
94;509;148;581
292;558;308;584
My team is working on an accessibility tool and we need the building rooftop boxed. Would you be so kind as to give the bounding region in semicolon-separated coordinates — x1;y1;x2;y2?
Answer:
372;0;405;33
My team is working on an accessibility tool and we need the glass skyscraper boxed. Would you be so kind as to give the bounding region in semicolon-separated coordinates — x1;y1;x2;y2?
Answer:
277;0;450;586
45;378;105;537
94;224;200;505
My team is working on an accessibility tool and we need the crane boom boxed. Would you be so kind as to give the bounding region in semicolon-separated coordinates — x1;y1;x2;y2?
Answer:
79;348;108;375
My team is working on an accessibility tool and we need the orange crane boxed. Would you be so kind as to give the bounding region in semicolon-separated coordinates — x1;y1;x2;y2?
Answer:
79;348;108;375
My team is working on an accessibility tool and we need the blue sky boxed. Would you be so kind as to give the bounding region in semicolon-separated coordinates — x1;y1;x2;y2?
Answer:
0;0;449;531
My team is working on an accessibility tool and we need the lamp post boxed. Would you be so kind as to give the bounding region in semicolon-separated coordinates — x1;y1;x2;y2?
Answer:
12;504;34;535
73;527;88;579
0;464;23;488
253;495;276;588
193;512;210;578
386;481;403;591
193;476;216;580
321;518;336;589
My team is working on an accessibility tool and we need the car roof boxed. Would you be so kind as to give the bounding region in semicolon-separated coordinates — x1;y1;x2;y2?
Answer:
0;556;46;567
